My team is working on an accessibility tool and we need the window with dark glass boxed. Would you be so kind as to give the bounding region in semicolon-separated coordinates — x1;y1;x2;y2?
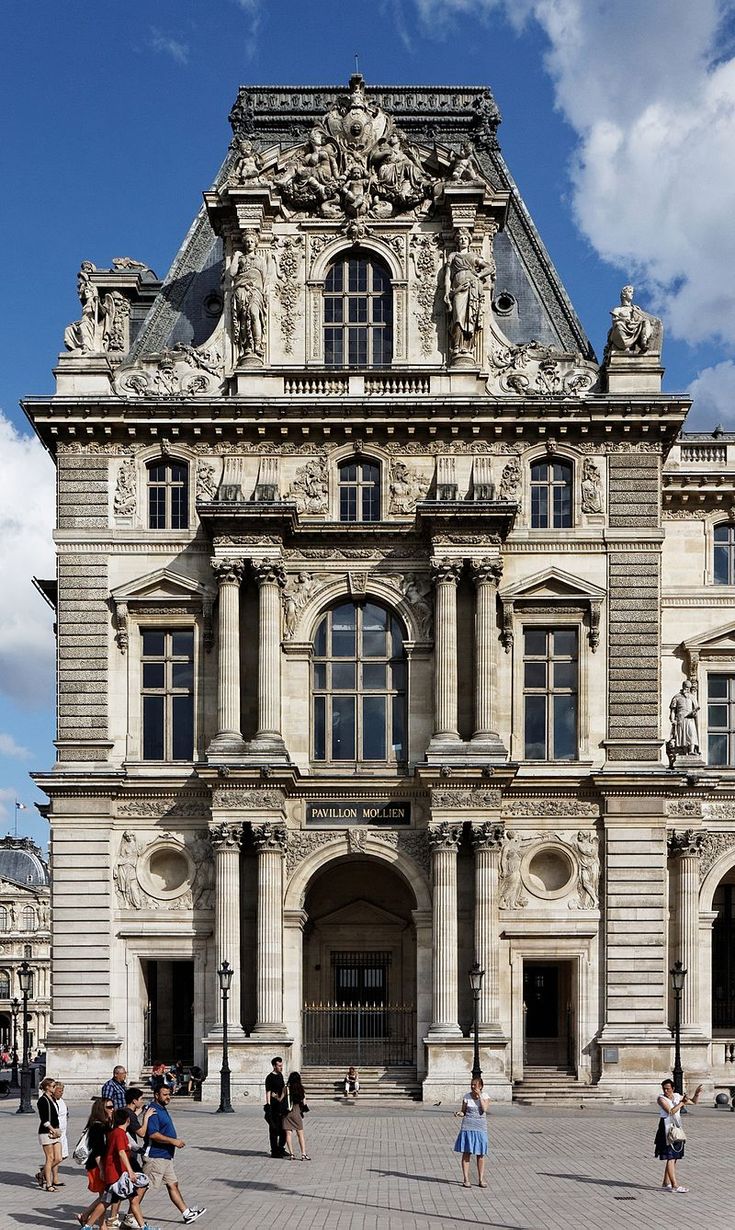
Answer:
0;970;9;997
523;627;578;760
338;459;381;522
713;879;735;1029
714;524;735;584
313;601;406;764
21;907;35;932
530;460;573;529
0;907;7;933
324;252;393;367
708;674;735;765
147;460;189;530
141;629;195;761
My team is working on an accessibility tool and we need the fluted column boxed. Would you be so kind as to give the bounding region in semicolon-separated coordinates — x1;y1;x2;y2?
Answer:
250;560;288;756
431;560;462;742
209;558;245;753
471;821;504;1029
669;829;706;1030
470;558;503;743
428;822;463;1035
209;822;244;1037
252;823;288;1035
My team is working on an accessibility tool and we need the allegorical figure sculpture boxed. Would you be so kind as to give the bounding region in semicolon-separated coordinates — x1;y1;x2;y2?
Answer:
667;680;701;767
605;284;659;358
444;229;495;363
499;829;528;909
573;831;599;910
64;261;100;354
229;136;266;187
114;831;143;909
231;232;275;365
580;457;604;514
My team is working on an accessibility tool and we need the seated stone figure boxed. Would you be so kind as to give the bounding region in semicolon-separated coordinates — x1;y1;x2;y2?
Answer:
605;284;662;360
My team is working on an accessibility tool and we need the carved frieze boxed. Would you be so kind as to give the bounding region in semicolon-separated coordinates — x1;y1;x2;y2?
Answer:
113;458;136;516
114;343;224;399
698;831;735;881
211;788;284;810
666;799;704;820
487;339;597;400
502;798;600;819
432;788;501;810
117;798;209;819
410;234;442;356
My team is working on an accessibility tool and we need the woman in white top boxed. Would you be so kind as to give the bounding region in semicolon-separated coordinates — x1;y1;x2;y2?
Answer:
52;1081;69;1187
655;1077;703;1192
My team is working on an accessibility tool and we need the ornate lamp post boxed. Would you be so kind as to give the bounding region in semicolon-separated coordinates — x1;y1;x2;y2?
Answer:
468;961;485;1081
10;997;20;1087
216;960;234;1114
670;960;687;1095
16;961;34;1113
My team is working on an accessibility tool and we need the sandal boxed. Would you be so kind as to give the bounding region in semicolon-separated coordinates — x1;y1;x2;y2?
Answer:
301;1155;311;1161
44;1184;57;1192
462;1181;471;1188
479;1181;487;1188
674;1186;689;1193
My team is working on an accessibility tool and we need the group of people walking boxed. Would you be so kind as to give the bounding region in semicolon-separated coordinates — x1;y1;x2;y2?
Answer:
35;1064;206;1228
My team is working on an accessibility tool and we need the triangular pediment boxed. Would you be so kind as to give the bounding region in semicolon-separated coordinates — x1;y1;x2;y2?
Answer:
315;899;407;929
111;568;213;605
501;566;606;604
683;621;735;655
0;877;41;899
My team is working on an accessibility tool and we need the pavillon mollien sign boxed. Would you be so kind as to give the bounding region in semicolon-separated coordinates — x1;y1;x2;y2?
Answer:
306;802;411;825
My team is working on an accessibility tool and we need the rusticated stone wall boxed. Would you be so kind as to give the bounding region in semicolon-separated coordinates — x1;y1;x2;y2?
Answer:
57;553;108;758
57;448;107;529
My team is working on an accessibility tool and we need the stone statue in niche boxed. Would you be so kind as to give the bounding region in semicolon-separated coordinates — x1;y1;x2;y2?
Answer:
231;232;276;365
282;571;318;638
580;458;604;514
396;573;433;639
666;680;701;767
191;833;215;910
113;459;136;516
444;229;495;364
499;829;528;909
228;136;267;187
605;285;662;359
573;831;599;910
114;831;143;909
64;261;100;354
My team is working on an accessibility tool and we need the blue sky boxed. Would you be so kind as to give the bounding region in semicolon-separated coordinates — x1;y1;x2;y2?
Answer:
2;1;735;846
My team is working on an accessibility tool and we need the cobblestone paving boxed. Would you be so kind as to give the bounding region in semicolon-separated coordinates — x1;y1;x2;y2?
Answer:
1;1095;732;1230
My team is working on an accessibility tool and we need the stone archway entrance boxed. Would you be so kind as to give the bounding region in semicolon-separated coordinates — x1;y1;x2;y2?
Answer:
300;855;417;1077
713;866;735;1030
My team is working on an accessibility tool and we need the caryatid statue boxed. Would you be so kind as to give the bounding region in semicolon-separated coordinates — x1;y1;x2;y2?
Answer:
230;232;276;365
666;679;701;767
443;229;495;364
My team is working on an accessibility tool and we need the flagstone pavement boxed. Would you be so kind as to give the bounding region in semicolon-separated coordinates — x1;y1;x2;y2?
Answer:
1;1093;733;1230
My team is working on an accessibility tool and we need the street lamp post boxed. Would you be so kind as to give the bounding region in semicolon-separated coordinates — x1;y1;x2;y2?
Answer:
468;961;485;1082
216;960;234;1114
10;997;20;1087
16;961;34;1114
670;960;687;1095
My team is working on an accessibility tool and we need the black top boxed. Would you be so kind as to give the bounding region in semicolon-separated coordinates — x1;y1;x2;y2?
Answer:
265;1072;285;1101
86;1121;108;1170
37;1093;59;1134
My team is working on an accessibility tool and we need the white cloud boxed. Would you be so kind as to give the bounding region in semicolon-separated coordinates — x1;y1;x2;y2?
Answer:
149;27;190;66
687;360;735;428
0;413;55;708
230;0;261;58
0;733;30;759
414;1;735;350
0;788;16;821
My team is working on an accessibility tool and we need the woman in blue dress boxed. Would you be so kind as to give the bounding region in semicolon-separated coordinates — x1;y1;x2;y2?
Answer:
453;1076;490;1187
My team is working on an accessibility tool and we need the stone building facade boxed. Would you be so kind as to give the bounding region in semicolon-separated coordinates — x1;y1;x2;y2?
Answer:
24;79;735;1101
0;837;51;1052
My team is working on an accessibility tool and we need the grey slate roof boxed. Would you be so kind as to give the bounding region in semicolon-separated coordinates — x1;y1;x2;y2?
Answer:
0;837;50;888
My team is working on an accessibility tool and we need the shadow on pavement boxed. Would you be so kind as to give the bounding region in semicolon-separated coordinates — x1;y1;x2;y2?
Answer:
539;1171;652;1191
368;1167;458;1186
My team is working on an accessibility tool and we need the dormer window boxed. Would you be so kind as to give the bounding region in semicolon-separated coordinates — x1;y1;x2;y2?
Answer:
324;252;392;367
147;459;189;530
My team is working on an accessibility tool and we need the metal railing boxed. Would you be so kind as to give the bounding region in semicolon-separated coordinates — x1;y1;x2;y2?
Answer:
302;1002;416;1066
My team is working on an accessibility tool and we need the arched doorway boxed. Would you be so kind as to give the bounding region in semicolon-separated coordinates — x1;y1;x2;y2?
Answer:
301;856;417;1072
713;866;735;1030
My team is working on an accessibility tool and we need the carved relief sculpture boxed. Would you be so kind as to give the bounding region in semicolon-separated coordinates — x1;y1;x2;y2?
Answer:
191;832;215;909
572;831;600;910
282;572;318;638
101;291;130;353
113;831;143;909
231;232;276;365
605;284;662;359
666;680;701;768
580;458;604;514
288;457;329;513
113;459;136;517
228;136;267;187
498;456;521;505
196;460;220;503
395;573;433;639
388;461;430;514
444;229;495;364
410;234;442;357
275;236;303;354
448;142;485;185
498;830;528;909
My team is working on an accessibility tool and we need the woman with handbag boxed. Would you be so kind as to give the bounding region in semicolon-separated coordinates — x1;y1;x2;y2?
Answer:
281;1072;311;1161
655;1077;703;1192
35;1076;62;1191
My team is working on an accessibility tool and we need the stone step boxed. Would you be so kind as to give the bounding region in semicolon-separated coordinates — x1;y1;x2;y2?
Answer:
301;1065;421;1100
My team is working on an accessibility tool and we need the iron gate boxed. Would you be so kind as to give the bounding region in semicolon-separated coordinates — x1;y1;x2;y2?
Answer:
302;1003;416;1065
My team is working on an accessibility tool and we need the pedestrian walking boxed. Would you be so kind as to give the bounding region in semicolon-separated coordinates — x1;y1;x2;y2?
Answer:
655;1077;703;1193
343;1066;360;1098
142;1084;206;1223
35;1075;62;1191
101;1107;152;1230
51;1080;69;1188
101;1065;128;1110
282;1072;311;1161
453;1076;489;1188
75;1096;114;1229
264;1056;287;1158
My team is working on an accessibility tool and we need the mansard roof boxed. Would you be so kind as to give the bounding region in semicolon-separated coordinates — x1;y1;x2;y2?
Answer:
131;79;594;363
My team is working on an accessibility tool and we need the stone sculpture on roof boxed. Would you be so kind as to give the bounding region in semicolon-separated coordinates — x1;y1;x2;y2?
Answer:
605;284;662;360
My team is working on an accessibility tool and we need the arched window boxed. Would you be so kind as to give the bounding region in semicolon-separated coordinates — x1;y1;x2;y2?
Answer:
0;906;7;933
714;523;735;584
530;459;573;529
146;459;189;530
0;970;10;998
21;907;36;932
324;251;393;367
313;601;406;765
338;459;381;522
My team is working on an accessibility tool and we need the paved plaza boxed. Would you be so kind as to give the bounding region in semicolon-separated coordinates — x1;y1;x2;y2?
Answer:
0;1094;733;1230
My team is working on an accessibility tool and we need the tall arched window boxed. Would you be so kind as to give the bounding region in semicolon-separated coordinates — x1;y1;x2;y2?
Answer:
0;970;10;998
714;523;735;584
338;459;381;522
0;906;7;933
313;601;406;764
530;459;573;529
324;251;392;367
21;906;36;932
146;459;189;530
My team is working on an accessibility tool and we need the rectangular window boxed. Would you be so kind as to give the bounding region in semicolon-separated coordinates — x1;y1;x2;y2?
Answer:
523;627;578;760
141;629;195;761
708;673;735;766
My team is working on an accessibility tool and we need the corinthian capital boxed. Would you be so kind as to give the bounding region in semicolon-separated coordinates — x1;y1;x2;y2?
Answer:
668;828;706;858
471;821;505;851
428;821;463;852
209;821;243;851
252;559;286;588
211;557;245;586
470;557;503;587
431;559;462;587
252;822;288;853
